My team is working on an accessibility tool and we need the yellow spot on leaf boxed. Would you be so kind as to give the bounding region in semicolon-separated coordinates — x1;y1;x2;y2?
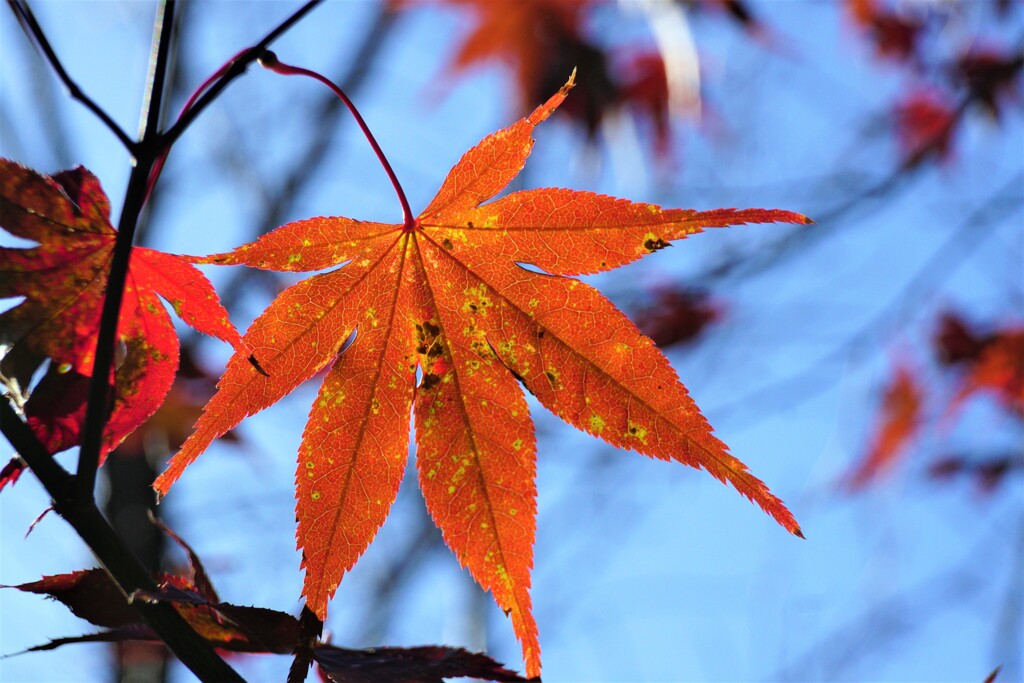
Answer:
626;421;649;443
589;415;606;433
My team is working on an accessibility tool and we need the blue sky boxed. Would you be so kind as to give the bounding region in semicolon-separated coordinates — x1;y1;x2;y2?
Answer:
1;2;1022;682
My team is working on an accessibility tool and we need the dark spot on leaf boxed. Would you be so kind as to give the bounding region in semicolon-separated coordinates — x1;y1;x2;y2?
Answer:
248;354;270;377
415;321;442;355
467;221;474;228
421;373;441;391
545;370;557;385
442;238;454;250
644;237;670;252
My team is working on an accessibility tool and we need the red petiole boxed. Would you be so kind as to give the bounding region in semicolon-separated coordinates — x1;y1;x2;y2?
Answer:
257;50;417;232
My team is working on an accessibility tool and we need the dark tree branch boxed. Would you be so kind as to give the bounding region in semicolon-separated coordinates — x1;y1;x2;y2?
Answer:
75;0;178;501
6;0;135;150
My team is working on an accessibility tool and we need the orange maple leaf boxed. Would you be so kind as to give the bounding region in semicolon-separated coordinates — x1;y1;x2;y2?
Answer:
0;159;245;457
154;75;807;678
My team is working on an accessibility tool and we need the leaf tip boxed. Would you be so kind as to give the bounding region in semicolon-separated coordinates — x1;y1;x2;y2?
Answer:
793;526;806;539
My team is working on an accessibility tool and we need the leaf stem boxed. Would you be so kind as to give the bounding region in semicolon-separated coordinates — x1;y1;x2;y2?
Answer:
258;50;417;230
6;0;135;151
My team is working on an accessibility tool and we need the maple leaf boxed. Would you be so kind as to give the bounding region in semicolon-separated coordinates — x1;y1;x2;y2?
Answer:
0;159;246;457
844;363;922;491
155;75;807;677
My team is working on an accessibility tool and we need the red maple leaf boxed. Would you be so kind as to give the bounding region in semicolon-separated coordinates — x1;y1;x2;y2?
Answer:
154;75;806;677
0;159;246;457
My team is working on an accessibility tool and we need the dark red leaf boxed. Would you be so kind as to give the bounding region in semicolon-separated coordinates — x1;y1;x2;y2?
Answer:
894;90;958;163
952;48;1024;119
6;569;140;629
313;644;528;683
633;286;721;348
0;456;25;493
934;311;985;366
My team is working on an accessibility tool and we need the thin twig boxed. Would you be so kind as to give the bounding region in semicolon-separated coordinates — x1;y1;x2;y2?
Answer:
162;0;324;148
6;0;135;150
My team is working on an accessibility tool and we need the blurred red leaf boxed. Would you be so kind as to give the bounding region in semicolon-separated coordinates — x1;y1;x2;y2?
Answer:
929;453;1022;494
633;286;721;348
952;48;1024;120
846;0;923;62
844;364;922;491
894;90;958;163
445;0;593;107
934;311;986;366
950;327;1024;417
